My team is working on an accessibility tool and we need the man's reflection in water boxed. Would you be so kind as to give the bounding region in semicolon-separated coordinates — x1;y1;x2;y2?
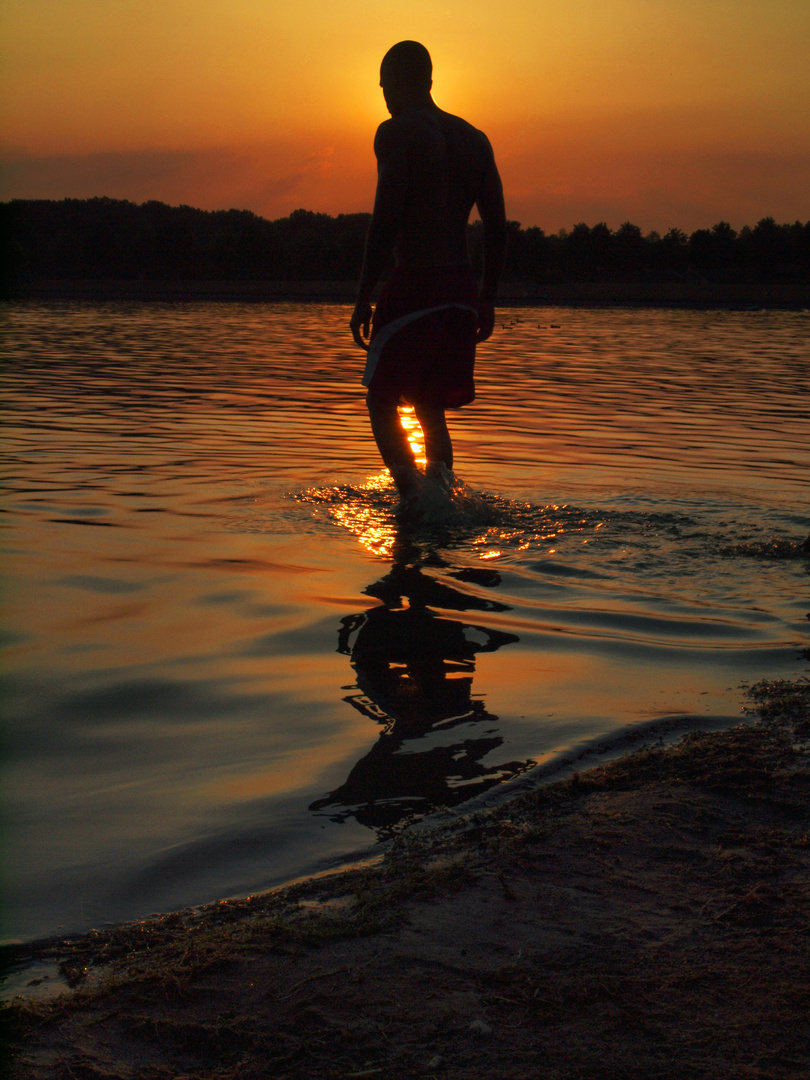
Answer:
310;547;533;832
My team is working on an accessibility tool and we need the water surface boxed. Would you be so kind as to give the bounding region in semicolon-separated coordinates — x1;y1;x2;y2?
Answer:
2;301;808;943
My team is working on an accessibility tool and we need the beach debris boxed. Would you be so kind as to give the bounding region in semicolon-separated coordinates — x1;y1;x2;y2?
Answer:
746;677;810;741
469;1018;493;1036
58;961;87;988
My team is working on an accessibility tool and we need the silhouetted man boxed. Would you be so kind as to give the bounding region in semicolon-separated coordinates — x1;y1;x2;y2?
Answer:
350;41;506;507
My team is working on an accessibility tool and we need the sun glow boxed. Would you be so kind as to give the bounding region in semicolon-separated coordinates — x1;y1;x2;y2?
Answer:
3;1;808;228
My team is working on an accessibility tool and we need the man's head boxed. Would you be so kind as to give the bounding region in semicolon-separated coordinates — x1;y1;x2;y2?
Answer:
380;41;433;115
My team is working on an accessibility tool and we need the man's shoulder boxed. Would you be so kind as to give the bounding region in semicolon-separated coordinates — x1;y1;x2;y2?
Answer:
373;117;404;158
376;108;491;152
437;109;494;156
437;108;482;133
373;112;432;158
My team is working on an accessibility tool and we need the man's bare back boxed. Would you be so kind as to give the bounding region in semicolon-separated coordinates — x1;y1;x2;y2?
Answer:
376;105;497;268
350;41;506;505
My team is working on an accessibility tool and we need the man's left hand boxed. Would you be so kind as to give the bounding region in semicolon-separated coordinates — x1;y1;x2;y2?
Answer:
350;301;372;351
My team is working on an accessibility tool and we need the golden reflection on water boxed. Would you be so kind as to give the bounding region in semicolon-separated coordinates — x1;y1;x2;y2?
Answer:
320;469;400;558
310;410;429;558
315;467;599;563
297;398;606;562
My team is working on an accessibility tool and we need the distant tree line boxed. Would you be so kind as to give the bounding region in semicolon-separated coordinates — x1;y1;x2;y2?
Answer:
1;199;370;284
2;197;809;285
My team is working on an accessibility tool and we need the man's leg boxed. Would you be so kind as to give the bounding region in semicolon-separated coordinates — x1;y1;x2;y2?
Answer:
367;391;420;497
414;404;453;472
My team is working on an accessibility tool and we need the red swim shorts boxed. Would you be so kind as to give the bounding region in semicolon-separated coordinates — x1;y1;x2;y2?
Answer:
362;265;479;408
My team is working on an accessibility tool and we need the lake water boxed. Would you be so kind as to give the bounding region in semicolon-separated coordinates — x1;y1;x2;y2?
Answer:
2;300;809;945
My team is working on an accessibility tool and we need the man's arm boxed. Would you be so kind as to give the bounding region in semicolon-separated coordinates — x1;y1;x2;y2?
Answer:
350;123;408;350
475;147;507;342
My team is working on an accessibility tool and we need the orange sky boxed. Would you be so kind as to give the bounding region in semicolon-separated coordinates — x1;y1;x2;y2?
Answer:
2;0;808;232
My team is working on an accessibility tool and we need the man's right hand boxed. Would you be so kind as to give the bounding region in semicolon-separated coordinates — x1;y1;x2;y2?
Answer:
350;301;372;351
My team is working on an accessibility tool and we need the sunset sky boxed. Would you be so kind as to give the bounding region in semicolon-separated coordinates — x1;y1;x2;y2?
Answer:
2;0;808;232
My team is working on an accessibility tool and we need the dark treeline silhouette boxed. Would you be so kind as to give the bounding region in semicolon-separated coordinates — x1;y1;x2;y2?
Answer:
477;218;809;285
1;199;371;284
3;197;809;286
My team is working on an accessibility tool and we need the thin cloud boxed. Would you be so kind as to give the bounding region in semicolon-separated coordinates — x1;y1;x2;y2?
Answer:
3;142;806;233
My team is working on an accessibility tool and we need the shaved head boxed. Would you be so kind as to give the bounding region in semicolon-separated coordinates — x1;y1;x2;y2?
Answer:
380;40;433;92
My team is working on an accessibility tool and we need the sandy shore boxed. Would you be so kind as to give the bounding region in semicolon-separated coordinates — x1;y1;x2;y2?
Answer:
4;678;809;1080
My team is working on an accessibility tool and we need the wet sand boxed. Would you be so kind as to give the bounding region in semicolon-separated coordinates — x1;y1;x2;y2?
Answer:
4;678;809;1080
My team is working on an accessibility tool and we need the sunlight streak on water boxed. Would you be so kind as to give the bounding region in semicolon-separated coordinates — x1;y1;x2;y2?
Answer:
304;470;400;558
